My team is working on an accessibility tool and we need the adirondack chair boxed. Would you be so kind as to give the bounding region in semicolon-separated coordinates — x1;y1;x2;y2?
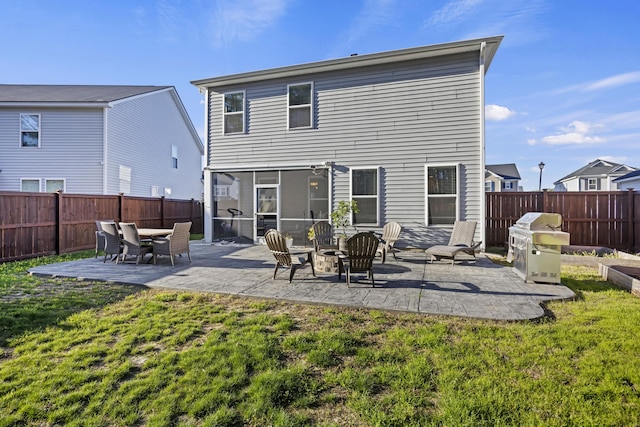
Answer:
375;222;402;263
425;221;481;264
340;232;380;287
311;221;337;251
265;229;315;282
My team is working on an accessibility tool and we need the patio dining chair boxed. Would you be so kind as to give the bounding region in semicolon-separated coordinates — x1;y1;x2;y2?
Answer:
311;220;337;251
94;220;112;258
340;232;380;287
152;221;192;266
119;222;153;264
265;229;315;283
100;221;122;263
425;220;481;265
375;222;401;263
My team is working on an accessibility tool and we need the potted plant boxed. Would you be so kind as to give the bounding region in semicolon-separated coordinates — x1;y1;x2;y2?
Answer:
330;200;359;251
284;232;294;248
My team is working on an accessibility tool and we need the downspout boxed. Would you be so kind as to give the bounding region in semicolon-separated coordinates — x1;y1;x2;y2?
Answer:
102;107;108;194
479;42;486;251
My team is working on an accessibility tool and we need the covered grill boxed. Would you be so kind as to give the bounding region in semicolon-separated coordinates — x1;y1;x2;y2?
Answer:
507;212;570;283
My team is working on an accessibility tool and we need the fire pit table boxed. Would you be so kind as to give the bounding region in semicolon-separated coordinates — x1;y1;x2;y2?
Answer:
313;250;343;274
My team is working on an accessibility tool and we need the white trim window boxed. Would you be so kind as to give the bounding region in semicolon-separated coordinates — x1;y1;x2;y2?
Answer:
587;178;598;190
171;145;178;169
21;178;41;192
426;164;459;225
288;82;313;129
20;114;40;147
45;179;65;193
351;167;379;225
223;91;245;134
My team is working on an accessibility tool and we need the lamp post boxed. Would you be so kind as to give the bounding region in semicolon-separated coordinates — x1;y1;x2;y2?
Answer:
538;162;545;191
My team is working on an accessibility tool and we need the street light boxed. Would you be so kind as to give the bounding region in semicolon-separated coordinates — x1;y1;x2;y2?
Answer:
538;162;545;191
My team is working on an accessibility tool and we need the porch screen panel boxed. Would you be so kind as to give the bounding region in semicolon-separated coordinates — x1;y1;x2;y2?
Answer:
213;172;253;240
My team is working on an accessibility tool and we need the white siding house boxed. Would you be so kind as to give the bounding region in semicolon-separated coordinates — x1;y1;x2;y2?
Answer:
0;85;204;200
192;36;503;247
553;159;638;192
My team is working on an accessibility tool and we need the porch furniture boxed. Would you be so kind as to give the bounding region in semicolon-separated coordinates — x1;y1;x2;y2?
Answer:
376;222;402;263
100;221;122;263
119;222;153;264
425;221;481;265
152;222;192;266
311;221;337;251
136;228;174;238
94;220;114;258
265;229;315;283
339;232;380;287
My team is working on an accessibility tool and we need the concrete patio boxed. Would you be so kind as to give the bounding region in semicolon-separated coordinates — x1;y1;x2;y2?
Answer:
28;243;575;321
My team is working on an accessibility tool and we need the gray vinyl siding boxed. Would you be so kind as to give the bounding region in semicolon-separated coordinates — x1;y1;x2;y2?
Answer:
206;51;483;245
0;107;103;193
106;90;203;200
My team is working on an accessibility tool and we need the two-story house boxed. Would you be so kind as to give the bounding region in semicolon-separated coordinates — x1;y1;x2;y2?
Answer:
485;163;521;192
192;36;503;246
553;159;638;191
0;85;204;200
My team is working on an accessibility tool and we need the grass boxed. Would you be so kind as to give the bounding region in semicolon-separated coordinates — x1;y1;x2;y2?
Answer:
0;254;639;426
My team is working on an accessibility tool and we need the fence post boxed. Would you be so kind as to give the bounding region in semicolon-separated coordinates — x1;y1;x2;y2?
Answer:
628;188;635;250
118;193;124;222
541;189;548;211
55;191;62;254
160;196;166;228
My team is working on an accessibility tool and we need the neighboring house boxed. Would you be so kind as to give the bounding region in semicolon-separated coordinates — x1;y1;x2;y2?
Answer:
613;169;640;190
553;159;638;192
485;163;521;192
191;36;503;246
0;85;204;200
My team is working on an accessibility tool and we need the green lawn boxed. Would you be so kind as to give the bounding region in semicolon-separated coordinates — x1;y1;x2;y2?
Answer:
0;253;639;426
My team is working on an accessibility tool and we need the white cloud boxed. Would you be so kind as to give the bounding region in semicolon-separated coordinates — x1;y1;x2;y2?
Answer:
585;72;640;91
425;0;483;27
541;120;605;145
554;71;640;94
527;138;537;146
210;0;289;47
485;104;515;121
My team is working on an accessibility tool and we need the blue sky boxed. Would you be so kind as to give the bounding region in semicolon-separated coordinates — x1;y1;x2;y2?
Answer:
2;0;639;190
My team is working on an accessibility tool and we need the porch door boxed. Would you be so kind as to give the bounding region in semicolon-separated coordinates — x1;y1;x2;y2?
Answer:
255;184;279;241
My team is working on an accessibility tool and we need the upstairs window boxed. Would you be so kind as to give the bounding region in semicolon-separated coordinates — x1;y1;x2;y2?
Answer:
426;164;459;225
351;168;379;225
223;91;245;134
587;178;598;190
171;145;178;169
20;114;40;147
288;83;313;129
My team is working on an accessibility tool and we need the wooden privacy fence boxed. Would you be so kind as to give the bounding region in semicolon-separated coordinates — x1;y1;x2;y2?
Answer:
0;191;203;262
486;189;640;251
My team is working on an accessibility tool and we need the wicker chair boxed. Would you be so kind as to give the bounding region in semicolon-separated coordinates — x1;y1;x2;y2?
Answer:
119;222;153;264
425;221;481;264
340;232;380;287
375;222;401;263
100;221;122;263
311;221;337;251
94;220;110;258
152;222;192;266
265;229;315;282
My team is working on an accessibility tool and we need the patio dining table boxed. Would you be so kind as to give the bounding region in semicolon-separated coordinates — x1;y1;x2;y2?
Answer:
136;228;173;238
